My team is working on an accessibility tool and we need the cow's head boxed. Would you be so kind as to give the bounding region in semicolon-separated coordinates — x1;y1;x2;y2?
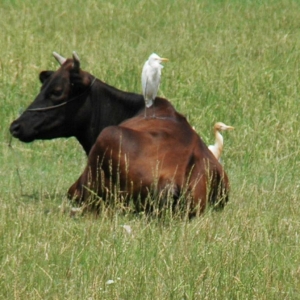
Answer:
10;52;94;142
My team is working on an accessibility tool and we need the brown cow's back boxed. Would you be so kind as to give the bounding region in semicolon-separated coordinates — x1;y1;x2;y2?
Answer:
69;98;229;216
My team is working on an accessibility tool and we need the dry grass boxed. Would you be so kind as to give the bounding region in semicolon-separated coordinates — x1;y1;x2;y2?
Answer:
1;0;300;298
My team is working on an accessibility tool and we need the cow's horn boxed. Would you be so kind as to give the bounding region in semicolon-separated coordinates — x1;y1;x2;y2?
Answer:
53;52;66;65
72;51;80;62
72;51;80;72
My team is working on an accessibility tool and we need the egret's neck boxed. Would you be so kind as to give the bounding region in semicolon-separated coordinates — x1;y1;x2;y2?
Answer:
214;130;224;157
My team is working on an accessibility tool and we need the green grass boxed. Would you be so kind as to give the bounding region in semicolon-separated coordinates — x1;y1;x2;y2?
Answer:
1;0;300;298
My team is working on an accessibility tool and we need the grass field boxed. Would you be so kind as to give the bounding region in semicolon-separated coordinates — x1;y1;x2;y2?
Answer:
1;0;300;298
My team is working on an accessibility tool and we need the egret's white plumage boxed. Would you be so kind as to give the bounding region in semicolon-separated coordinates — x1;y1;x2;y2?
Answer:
208;122;234;161
141;53;168;108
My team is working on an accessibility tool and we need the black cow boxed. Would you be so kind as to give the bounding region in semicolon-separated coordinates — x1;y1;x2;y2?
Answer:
10;52;144;155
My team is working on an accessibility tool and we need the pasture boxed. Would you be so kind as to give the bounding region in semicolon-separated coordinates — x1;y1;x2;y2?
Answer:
1;0;300;298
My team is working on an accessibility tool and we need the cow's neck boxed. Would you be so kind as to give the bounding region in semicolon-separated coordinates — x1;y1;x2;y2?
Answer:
75;80;144;155
76;131;95;155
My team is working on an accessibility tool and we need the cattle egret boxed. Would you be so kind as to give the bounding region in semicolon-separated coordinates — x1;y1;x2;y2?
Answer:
141;53;168;115
208;122;234;161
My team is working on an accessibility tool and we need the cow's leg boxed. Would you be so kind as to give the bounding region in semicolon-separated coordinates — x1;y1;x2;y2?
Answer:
67;161;103;212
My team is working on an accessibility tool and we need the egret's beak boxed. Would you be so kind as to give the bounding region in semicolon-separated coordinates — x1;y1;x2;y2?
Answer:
160;58;169;62
226;126;234;130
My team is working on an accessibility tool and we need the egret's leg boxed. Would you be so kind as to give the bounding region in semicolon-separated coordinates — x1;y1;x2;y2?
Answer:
152;106;156;118
151;99;156;118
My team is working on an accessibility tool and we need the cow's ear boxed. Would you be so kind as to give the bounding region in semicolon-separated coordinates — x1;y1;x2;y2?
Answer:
70;71;90;87
39;71;53;83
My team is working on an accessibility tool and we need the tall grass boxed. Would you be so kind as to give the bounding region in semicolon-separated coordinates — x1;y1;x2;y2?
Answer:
1;0;300;298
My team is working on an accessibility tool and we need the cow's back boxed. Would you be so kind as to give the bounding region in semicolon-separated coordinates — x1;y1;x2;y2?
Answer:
69;98;229;215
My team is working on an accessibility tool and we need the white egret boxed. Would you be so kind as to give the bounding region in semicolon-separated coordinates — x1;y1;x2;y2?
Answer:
208;122;234;161
141;53;168;115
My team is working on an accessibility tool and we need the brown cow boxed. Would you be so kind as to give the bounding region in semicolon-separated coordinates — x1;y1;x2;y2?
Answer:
68;97;229;217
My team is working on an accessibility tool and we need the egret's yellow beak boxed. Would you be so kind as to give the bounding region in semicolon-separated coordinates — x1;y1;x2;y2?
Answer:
160;58;169;62
226;126;234;130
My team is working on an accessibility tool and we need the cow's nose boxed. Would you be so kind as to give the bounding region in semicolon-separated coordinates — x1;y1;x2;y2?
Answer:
10;122;21;137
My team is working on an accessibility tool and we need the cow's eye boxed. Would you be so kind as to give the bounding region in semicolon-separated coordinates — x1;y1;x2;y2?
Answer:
51;88;63;98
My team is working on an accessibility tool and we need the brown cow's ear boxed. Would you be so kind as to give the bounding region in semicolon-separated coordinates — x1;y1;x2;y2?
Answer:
39;71;53;83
